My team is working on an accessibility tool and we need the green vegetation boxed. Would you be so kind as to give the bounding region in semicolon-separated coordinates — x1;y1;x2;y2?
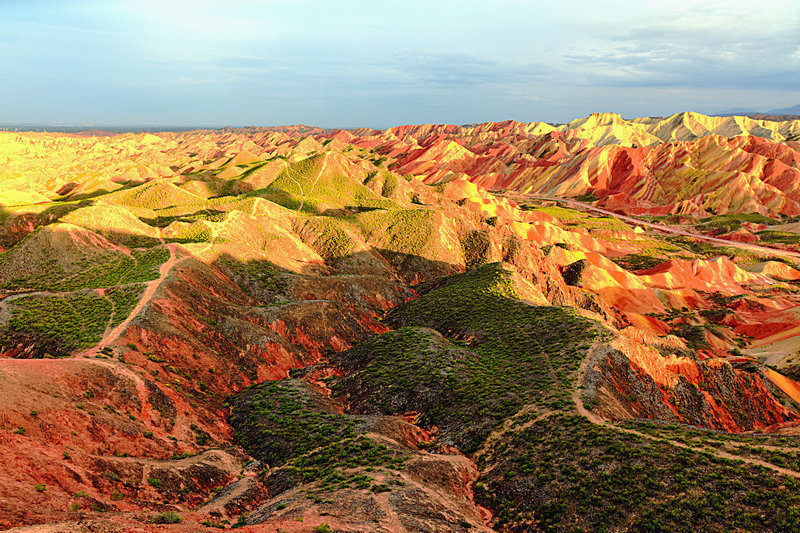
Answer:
241;187;311;212
697;213;779;234
335;263;599;453
229;380;358;465
611;252;666;271
229;380;405;493
757;230;800;245
152;511;182;524
325;260;800;530
0;247;168;292
381;172;400;197
164;221;213;243
143;208;227;228
218;257;289;298
460;230;493;269
201;519;228;529
357;208;435;256
564;215;630;232
107;284;145;327
265;154;394;212
109;181;203;211
672;323;712;350
477;413;800;532
574;192;599;202
10;139;800;532
0;292;112;355
665;235;769;263
522;203;631;235
523;205;586;220
290;435;404;486
296;217;355;260
364;170;402;199
621;419;800;471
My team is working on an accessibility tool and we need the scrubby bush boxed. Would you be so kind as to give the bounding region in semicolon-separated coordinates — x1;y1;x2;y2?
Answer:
152;511;182;524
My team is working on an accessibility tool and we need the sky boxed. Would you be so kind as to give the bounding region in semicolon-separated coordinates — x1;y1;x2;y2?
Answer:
1;0;799;128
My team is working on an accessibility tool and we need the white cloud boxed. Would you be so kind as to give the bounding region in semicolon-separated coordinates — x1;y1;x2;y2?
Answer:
2;0;798;126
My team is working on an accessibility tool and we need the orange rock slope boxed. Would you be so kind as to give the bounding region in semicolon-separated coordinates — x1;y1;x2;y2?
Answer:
322;112;800;217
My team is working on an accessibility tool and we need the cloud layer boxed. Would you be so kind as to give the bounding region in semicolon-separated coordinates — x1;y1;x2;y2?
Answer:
1;0;798;127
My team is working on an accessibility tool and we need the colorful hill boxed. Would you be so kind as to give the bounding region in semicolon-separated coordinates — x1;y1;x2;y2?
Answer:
2;115;800;531
324;112;800;218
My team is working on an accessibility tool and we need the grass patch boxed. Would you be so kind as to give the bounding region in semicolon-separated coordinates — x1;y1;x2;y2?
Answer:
152;511;182;524
665;235;769;264
229;380;405;493
265;154;394;212
0;247;168;291
107;284;146;327
163;221;213;244
1;292;112;355
698;213;779;233
335;263;600;453
610;253;667;271
757;230;800;245
229;380;359;466
217;257;289;298
478;413;800;532
357;208;435;257
295;217;356;261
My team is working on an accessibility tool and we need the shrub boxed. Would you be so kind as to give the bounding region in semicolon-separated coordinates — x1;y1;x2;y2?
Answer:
152;511;182;524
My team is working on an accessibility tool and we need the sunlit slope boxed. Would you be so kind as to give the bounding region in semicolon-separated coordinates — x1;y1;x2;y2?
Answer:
3;121;800;531
326;112;800;217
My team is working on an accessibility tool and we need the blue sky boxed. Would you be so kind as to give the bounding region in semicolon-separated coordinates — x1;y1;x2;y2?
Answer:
1;0;799;127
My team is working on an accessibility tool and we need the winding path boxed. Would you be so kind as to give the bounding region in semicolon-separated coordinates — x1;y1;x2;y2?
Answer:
82;243;186;357
511;191;800;478
571;341;800;480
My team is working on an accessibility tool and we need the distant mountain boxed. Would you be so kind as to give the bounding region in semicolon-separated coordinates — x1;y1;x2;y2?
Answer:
712;104;800;120
768;104;800;115
715;107;758;116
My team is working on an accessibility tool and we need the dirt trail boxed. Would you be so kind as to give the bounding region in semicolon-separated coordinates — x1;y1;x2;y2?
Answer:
83;357;159;423
503;192;800;261
520;192;800;476
571;342;607;426
571;340;800;479
197;475;259;516
596;418;800;479
474;405;552;463
83;243;185;357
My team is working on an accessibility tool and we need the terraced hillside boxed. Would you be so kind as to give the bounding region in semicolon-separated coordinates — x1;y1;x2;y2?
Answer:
2;117;800;531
